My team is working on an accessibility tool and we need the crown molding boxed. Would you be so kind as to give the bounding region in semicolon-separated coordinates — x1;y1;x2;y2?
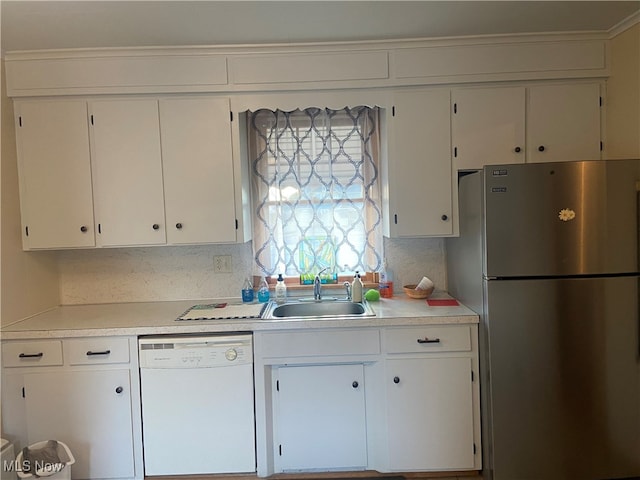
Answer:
608;10;640;38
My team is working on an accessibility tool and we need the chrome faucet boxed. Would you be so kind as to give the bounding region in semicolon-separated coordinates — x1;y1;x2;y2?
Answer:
343;281;352;301
313;267;330;301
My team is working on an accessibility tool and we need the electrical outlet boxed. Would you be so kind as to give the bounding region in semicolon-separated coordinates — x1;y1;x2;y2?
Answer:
213;255;232;273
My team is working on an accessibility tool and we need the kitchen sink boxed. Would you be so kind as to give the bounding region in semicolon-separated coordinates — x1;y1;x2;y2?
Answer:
265;300;376;319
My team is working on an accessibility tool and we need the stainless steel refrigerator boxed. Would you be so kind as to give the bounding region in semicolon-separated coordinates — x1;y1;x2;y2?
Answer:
447;159;640;480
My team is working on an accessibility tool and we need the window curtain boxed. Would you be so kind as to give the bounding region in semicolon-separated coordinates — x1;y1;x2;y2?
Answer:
248;106;383;276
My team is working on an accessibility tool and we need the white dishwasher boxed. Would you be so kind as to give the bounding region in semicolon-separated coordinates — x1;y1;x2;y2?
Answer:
139;334;255;475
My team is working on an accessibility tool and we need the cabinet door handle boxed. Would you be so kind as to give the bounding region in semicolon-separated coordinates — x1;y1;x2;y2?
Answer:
352;381;359;389
175;223;183;230
417;337;441;344
538;145;545;152
19;352;43;358
86;350;111;356
115;386;124;394
441;214;448;221
393;376;400;384
80;225;88;233
152;224;160;230
514;146;521;153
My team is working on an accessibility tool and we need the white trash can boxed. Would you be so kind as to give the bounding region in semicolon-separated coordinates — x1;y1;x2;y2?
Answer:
1;439;15;480
15;441;74;480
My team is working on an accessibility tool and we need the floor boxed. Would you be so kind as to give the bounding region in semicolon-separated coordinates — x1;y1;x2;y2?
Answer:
153;472;483;480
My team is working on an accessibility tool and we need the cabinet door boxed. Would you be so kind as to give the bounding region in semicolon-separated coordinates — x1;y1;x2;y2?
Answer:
527;83;601;163
15;100;95;249
452;87;526;170
275;364;367;470
24;369;135;479
160;97;237;244
386;357;475;470
90;99;166;246
390;89;452;236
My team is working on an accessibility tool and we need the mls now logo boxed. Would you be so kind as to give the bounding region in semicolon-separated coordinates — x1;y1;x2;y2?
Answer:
4;459;65;474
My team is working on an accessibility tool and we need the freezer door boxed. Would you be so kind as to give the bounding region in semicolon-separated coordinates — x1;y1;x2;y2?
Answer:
483;276;640;480
483;159;640;277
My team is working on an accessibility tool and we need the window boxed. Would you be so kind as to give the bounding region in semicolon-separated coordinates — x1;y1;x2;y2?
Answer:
248;107;383;276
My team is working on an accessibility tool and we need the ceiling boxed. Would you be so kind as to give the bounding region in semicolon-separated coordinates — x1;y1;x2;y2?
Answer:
2;1;639;53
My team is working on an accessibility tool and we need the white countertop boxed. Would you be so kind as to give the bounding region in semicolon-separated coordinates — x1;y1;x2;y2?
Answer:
0;294;478;340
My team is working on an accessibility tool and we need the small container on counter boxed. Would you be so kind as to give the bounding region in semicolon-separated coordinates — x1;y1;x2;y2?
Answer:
257;276;270;303
241;277;254;303
275;273;287;304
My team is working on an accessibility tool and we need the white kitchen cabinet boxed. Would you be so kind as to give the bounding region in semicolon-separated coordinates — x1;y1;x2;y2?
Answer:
452;87;526;170
527;83;601;163
383;325;481;472
89;99;167;247
24;369;135;479
274;363;368;471
159;97;237;244
0;337;143;480
14;100;96;249
386;357;474;470
452;82;601;169
385;88;453;237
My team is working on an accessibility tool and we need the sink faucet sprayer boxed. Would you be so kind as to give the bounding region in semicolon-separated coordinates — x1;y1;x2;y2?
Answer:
313;267;330;300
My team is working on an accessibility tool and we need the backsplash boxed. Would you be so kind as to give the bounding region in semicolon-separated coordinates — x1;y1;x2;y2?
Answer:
57;238;446;305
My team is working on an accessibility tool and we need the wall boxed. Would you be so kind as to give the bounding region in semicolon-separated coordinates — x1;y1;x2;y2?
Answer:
56;238;446;304
605;22;640;159
0;60;59;325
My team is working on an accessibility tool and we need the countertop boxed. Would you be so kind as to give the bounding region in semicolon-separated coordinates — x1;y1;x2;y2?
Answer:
0;293;479;340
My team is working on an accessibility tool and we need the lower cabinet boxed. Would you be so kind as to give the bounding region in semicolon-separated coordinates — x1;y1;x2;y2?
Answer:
254;324;481;476
383;325;480;472
23;369;136;479
386;357;475;470
274;364;367;470
1;337;142;480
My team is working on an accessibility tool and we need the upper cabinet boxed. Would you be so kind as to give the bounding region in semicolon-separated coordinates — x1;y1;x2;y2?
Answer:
452;82;601;170
89;99;167;247
452;87;526;170
14;96;242;250
159;97;237;244
527;83;601;163
15;100;96;249
385;89;453;237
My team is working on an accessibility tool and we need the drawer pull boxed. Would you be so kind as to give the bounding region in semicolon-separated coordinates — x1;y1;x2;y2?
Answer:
86;350;111;356
393;376;400;384
19;352;44;358
417;337;441;344
115;386;124;394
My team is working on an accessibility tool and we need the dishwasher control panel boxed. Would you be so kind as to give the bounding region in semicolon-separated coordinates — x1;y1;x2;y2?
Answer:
138;334;252;368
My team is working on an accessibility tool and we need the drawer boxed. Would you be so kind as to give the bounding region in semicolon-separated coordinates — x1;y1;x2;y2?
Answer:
259;329;380;358
64;337;130;365
385;325;471;354
2;340;63;367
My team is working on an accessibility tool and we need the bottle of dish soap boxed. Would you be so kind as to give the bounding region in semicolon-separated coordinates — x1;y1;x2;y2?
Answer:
351;271;364;303
241;277;254;303
257;276;270;303
275;273;287;304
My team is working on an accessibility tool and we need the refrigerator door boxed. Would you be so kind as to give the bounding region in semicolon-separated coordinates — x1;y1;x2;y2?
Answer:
484;275;640;480
483;159;640;277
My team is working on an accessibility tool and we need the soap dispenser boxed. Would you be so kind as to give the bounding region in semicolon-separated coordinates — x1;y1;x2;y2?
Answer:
257;276;270;303
351;271;364;303
275;273;287;304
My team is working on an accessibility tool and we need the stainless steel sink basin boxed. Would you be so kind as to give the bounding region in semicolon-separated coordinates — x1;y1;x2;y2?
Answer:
265;300;376;319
